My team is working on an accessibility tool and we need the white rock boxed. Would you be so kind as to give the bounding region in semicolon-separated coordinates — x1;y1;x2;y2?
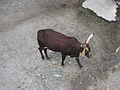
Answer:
114;65;118;68
80;81;83;84
69;62;72;64
82;0;118;21
42;76;46;79
52;61;57;64
53;74;62;77
107;85;110;88
37;74;40;76
89;86;93;90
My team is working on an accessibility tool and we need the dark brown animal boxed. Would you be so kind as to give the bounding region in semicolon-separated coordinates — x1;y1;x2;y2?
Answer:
37;29;94;69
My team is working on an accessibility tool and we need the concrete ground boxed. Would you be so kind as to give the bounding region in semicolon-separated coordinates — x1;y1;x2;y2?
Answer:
0;0;120;90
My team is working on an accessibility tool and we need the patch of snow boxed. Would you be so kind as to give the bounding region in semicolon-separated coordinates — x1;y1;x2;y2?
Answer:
82;0;118;21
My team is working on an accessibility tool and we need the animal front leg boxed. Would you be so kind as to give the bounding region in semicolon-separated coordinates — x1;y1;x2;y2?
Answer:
75;57;83;69
61;54;66;66
38;47;44;60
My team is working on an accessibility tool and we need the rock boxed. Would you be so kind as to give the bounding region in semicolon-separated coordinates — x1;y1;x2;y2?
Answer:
53;74;62;78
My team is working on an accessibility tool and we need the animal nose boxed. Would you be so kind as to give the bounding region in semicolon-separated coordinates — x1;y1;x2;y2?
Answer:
87;53;91;58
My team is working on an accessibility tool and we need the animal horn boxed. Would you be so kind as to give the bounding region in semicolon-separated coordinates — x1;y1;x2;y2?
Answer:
115;46;120;53
85;33;95;44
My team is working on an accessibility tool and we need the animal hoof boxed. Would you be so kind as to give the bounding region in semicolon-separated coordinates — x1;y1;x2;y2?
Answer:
46;57;50;60
42;57;44;60
61;64;64;68
61;64;64;66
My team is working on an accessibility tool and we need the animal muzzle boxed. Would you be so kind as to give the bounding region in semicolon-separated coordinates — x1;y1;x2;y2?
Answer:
80;51;91;58
86;53;92;58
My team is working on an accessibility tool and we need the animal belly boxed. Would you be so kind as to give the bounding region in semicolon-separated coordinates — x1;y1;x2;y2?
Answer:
46;45;62;52
69;55;75;58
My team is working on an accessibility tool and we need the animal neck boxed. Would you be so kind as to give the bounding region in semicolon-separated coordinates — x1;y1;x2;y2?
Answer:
79;44;84;53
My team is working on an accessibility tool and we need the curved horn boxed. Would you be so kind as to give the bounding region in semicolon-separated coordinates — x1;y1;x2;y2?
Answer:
116;46;120;53
85;33;95;44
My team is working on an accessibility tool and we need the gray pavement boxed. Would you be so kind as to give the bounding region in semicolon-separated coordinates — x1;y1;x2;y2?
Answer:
0;0;120;90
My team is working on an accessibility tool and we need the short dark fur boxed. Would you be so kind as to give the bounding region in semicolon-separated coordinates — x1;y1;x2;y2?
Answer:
37;29;91;69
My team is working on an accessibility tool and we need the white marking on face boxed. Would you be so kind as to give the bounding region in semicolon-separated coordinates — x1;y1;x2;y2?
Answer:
80;47;89;56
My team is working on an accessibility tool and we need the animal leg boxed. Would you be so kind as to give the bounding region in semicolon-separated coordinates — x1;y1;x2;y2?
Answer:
75;57;83;69
38;47;44;60
44;48;50;60
61;54;66;66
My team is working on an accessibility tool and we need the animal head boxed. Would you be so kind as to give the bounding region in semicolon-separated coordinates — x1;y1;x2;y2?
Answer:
80;33;95;58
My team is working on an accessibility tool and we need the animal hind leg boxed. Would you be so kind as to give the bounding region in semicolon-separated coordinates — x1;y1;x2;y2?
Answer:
44;48;50;60
61;53;66;66
38;47;44;60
